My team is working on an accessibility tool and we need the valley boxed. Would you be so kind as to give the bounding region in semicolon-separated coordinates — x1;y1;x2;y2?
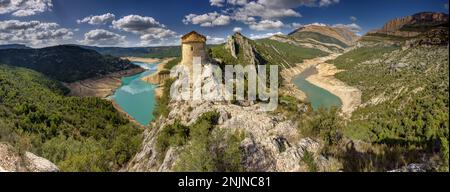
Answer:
0;10;448;172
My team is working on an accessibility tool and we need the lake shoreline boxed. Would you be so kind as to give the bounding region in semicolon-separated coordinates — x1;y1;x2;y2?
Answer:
64;67;146;98
281;53;361;116
306;63;362;116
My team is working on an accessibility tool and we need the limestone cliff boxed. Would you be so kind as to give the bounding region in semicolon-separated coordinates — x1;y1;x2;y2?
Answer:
368;12;449;37
0;143;59;172
225;32;261;66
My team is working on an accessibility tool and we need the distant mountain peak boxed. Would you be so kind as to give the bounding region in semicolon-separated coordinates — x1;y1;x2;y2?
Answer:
288;25;359;48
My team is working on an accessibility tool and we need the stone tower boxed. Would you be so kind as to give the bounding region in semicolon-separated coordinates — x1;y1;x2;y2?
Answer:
181;31;209;70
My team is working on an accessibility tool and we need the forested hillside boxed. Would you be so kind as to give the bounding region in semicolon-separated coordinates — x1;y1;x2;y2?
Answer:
78;45;181;58
0;45;138;83
328;23;449;171
0;65;142;171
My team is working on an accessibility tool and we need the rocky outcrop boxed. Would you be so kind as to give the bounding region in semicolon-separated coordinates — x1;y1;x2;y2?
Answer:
225;32;260;65
0;143;59;172
405;28;449;47
368;12;449;37
388;163;433;172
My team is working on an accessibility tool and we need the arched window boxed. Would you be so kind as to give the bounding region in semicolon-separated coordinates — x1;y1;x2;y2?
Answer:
191;46;193;51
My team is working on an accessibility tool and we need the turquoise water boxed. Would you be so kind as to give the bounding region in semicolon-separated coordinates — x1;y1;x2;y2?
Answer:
292;67;342;111
111;61;160;126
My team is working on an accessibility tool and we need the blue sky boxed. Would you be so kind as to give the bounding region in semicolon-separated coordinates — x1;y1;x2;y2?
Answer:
0;0;448;47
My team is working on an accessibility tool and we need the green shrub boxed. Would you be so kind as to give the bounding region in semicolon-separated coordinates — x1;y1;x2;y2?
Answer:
301;150;318;172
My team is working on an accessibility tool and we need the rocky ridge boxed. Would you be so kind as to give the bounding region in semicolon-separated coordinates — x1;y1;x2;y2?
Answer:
225;32;261;65
367;12;448;38
0;143;59;172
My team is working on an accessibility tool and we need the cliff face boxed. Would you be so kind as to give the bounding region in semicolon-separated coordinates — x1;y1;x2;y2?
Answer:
225;32;261;65
0;143;59;172
370;12;449;37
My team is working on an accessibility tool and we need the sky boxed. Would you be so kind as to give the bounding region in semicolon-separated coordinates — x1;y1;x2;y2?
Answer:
0;0;448;47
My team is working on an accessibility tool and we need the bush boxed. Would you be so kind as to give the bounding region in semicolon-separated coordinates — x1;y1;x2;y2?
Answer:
301;150;318;172
299;107;343;146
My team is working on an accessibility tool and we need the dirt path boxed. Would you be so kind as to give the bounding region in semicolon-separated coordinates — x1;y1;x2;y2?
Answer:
281;53;361;116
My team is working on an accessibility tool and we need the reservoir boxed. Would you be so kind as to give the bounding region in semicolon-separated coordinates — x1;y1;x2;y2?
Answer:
111;61;160;126
292;67;342;111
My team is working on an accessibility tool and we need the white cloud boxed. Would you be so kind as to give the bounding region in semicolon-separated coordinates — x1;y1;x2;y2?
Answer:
183;12;231;27
234;1;301;20
79;29;126;46
350;16;357;22
112;15;178;45
77;13;115;25
249;32;283;39
227;0;247;5
291;22;304;28
0;0;53;17
233;27;242;33
306;22;327;26
445;3;449;10
189;0;340;32
319;0;339;7
210;0;225;7
0;20;73;47
207;35;226;44
249;20;285;31
332;23;362;33
112;15;165;34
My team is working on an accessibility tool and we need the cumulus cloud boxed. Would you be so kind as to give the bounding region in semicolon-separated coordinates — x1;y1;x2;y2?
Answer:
79;29;126;46
210;0;225;7
0;19;73;47
207;35;226;44
234;1;301;20
0;0;53;17
306;22;327;26
113;15;165;34
332;23;362;33
350;16;357;22
249;20;285;31
183;12;231;27
249;32;283;39
77;13;115;25
233;27;242;33
290;22;303;28
227;0;248;6
184;0;340;31
112;15;178;45
319;0;339;7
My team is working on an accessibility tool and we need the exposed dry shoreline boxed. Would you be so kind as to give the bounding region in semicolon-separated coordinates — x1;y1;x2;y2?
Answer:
281;54;341;101
281;53;361;116
122;57;161;63
141;58;175;98
64;67;145;98
306;63;362;116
